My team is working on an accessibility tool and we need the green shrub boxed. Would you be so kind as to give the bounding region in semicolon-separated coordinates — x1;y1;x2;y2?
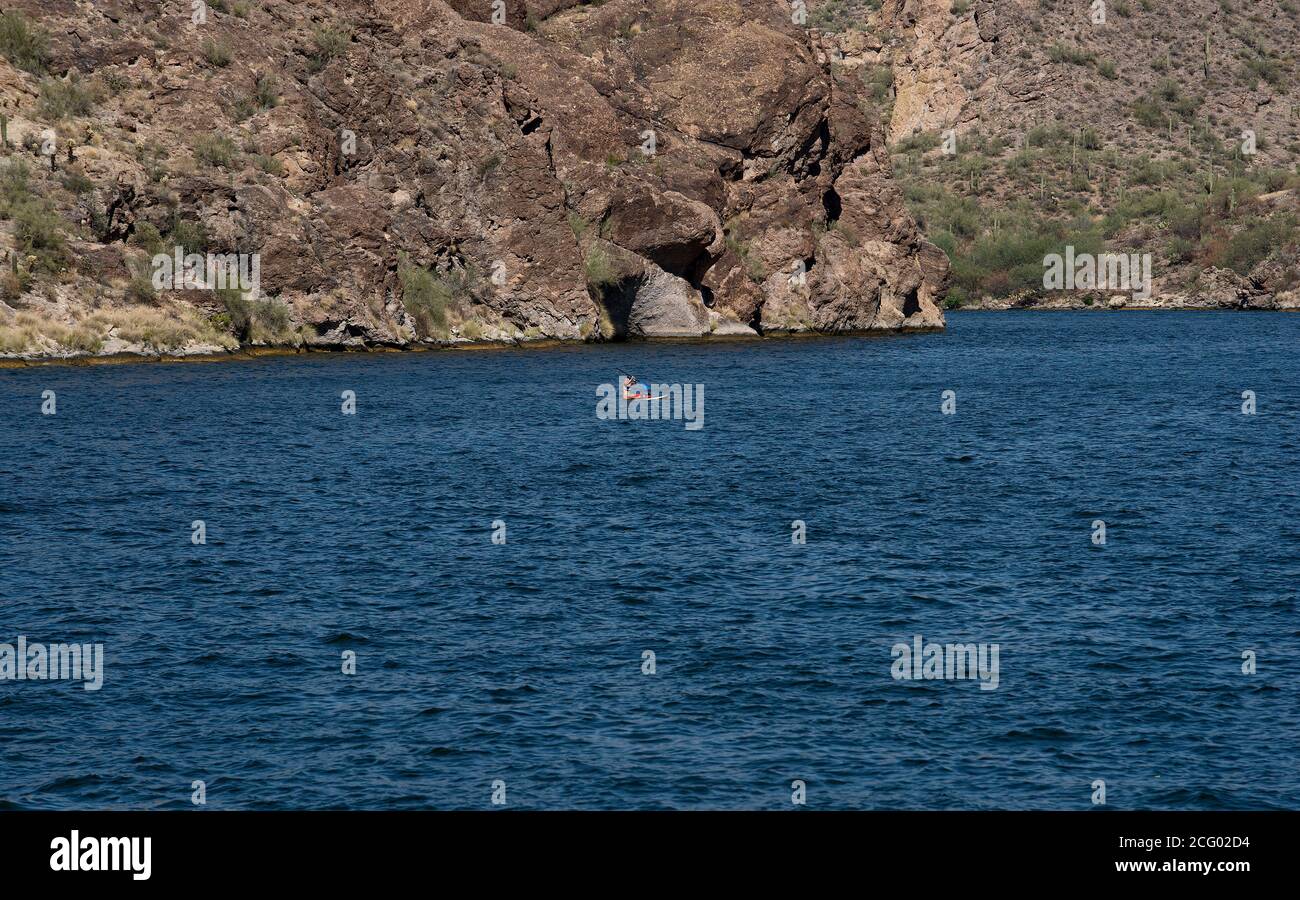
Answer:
312;26;350;65
252;298;291;334
1210;216;1296;274
60;171;94;196
252;154;284;175
211;292;292;346
216;287;251;334
252;74;280;110
807;0;857;31
0;10;50;75
167;217;208;255
1026;124;1069;148
124;257;157;304
38;74;97;119
0;160;65;273
859;66;894;104
929;230;957;258
1167;236;1196;263
567;212;590;239
201;38;232;67
1170;95;1201;121
0;158;32;213
229;98;255;123
1130;97;1162;128
893;130;940;154
193;132;239;168
947;223;1105;299
1241;56;1283;87
1128;155;1167;185
1166;202;1205;242
1047;44;1095;66
103;73;133;97
398;253;453;337
131;222;165;255
12;198;67;273
584;245;618;289
914;193;982;239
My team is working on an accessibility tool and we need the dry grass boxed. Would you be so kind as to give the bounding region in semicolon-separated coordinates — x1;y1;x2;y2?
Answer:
0;312;101;354
0;307;238;355
84;307;238;352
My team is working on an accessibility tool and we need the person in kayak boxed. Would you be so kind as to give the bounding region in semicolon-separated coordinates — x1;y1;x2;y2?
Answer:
622;375;650;401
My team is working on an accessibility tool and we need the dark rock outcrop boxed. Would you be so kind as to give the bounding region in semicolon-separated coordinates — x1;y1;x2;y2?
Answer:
0;0;946;359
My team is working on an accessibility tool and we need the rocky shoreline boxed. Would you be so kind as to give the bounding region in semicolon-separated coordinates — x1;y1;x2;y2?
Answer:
951;265;1300;312
0;322;956;368
0;1;949;364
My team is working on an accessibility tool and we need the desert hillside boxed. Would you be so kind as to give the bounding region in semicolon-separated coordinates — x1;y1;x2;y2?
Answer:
0;0;946;360
808;0;1300;308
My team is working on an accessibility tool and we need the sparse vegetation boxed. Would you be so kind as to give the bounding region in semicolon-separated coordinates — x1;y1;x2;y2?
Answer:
1047;44;1095;67
124;257;158;304
0;306;239;356
193;132;240;168
130;223;165;256
0;10;50;75
60;170;94;196
0;160;66;275
201;38;233;67
166;217;208;256
807;0;862;32
85;307;236;352
311;25;351;69
252;154;284;176
398;252;455;338
1208;215;1298;275
584;244;618;289
211;290;294;342
251;74;280;111
1240;55;1283;87
894;130;941;154
38;74;98;119
859;65;894;105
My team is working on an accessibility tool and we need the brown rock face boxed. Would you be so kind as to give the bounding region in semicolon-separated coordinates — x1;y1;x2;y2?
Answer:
813;0;1300;311
0;0;945;358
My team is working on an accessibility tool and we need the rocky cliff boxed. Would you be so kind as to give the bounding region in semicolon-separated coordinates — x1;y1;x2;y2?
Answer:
0;0;947;360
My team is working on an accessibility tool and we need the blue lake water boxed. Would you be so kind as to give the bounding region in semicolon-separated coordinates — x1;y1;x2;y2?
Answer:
1;311;1297;810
